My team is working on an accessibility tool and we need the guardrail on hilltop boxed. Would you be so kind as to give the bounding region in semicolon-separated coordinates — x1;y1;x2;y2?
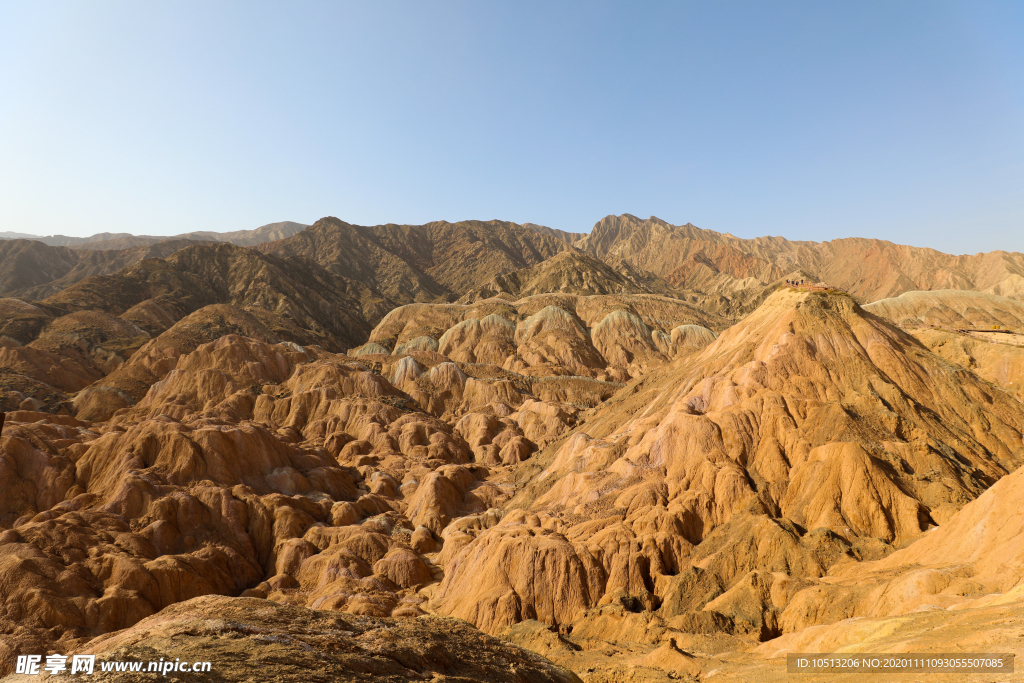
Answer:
785;280;847;293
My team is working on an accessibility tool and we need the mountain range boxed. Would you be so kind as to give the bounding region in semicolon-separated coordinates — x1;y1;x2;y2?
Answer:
1;213;1024;681
0;220;308;249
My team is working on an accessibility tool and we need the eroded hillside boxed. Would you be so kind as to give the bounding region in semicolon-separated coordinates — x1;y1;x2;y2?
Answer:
579;214;1024;303
2;219;1024;682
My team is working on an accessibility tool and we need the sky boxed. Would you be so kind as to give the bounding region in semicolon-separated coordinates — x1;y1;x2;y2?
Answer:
1;1;1022;255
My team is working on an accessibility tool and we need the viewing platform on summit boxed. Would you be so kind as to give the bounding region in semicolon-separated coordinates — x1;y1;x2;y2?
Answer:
785;278;845;293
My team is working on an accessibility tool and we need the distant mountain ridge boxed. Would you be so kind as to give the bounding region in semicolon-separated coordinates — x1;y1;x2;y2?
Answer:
0;220;308;249
457;249;688;303
578;213;1024;303
259;216;570;310
6;213;1024;310
521;222;587;245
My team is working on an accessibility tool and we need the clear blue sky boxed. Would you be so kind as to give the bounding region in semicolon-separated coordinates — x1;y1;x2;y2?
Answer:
1;1;1022;254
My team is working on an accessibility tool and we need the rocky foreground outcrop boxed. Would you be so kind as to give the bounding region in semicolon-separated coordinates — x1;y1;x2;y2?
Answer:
0;595;580;683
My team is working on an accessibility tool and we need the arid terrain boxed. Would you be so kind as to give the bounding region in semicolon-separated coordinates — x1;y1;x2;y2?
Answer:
2;215;1024;682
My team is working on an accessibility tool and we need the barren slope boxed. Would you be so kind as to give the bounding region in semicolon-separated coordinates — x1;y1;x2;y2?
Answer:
579;214;1024;303
687;459;1024;682
0;238;226;301
0;243;379;415
458;250;690;304
0;223;309;300
428;288;1024;656
864;289;1024;330
367;290;724;383
522;222;587;245
260;216;568;305
4;221;308;250
5;219;1024;682
864;289;1024;401
0;240;79;296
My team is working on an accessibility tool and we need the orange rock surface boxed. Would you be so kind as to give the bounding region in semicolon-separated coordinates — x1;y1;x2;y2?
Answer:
4;219;1024;681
